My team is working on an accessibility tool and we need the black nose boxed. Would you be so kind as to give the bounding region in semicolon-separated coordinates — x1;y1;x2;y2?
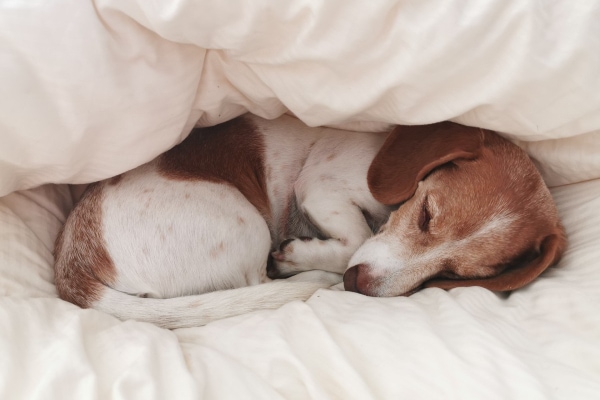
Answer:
343;265;361;293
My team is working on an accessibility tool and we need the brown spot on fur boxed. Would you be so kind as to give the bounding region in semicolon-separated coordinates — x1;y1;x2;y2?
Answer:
108;174;123;186
237;216;246;225
157;116;271;223
184;193;191;199
210;242;226;258
326;153;336;161
54;182;116;308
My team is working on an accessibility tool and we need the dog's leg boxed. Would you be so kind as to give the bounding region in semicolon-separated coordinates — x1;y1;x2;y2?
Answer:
272;196;374;276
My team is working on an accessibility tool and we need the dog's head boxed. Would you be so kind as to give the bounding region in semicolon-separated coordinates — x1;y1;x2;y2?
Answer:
344;122;566;297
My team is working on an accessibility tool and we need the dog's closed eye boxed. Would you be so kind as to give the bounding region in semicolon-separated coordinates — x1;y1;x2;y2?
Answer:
435;270;461;280
418;196;431;232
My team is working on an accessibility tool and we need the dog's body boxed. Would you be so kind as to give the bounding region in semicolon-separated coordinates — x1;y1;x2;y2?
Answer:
54;114;565;329
55;115;390;327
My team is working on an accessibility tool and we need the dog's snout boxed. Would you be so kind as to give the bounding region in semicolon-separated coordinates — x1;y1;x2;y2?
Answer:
344;264;371;294
343;265;359;292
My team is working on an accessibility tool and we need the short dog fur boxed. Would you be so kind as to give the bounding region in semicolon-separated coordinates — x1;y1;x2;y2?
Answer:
54;114;566;328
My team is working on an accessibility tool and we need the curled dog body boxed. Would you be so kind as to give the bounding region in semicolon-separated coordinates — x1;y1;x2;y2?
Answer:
54;115;565;328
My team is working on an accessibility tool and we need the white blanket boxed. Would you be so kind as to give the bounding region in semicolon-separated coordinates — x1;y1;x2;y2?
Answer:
1;0;600;195
2;1;600;399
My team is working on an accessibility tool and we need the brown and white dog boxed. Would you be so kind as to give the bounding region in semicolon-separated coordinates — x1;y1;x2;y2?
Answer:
54;114;566;329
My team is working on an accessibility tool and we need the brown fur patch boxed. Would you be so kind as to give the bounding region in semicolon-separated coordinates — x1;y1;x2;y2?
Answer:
368;122;484;205
418;131;567;291
157;116;271;222
54;183;117;308
360;124;566;295
108;174;123;186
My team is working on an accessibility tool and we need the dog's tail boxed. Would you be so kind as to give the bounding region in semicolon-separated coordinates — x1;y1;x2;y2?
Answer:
92;271;341;329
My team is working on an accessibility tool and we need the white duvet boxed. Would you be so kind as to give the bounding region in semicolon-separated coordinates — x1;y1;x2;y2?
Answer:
1;1;600;399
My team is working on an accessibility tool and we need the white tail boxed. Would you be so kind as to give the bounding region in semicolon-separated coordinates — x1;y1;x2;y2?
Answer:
93;271;341;329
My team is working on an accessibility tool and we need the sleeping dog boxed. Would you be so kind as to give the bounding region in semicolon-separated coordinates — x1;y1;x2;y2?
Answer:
54;114;566;328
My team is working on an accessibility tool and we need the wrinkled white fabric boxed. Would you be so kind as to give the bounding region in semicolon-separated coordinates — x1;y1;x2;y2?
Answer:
2;1;600;398
1;179;600;399
1;0;600;195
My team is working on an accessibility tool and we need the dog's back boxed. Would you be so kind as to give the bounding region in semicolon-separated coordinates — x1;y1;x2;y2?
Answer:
54;114;383;327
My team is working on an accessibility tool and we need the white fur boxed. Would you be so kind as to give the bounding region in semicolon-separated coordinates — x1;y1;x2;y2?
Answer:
82;114;388;328
95;270;342;329
62;114;545;327
102;168;271;297
258;116;390;274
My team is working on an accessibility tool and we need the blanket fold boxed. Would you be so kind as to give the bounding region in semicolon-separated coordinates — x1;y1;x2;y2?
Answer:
1;1;600;195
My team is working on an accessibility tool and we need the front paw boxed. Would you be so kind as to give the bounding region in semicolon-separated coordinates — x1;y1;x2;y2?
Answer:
269;237;314;278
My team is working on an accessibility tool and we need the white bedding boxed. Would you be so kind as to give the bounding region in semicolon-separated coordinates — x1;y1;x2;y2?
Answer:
2;176;600;399
1;0;600;195
2;1;600;399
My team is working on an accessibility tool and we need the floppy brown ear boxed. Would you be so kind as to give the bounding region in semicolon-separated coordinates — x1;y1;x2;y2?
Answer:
368;122;484;205
424;229;567;292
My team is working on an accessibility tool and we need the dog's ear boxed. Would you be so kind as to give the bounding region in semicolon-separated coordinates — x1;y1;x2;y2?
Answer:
368;122;484;205
424;227;567;292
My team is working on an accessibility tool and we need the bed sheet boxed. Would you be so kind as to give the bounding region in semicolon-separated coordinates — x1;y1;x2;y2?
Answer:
1;179;599;399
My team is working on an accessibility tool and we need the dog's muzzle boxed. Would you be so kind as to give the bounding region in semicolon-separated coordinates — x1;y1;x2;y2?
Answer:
344;264;373;295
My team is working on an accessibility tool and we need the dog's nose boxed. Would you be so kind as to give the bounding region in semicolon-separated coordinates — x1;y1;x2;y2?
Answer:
344;265;359;292
344;264;370;294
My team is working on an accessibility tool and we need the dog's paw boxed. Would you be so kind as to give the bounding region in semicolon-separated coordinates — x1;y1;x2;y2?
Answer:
273;237;314;260
269;236;353;277
269;237;317;278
